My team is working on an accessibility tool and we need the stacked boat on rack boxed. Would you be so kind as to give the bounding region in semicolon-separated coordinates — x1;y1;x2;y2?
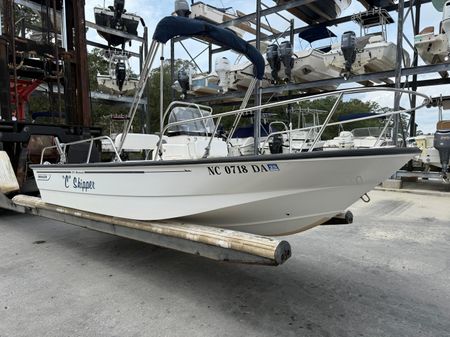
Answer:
94;0;143;94
172;1;409;98
414;0;450;73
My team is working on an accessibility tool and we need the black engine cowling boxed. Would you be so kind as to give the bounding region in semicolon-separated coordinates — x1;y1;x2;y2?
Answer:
269;134;283;154
266;44;281;82
177;69;190;97
341;31;357;74
279;41;294;82
434;120;450;177
115;61;127;91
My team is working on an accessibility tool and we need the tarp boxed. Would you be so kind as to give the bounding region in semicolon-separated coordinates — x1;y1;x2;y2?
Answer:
153;16;265;80
298;25;336;43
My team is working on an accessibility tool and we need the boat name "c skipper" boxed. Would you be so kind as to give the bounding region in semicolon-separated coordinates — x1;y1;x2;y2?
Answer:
63;175;96;192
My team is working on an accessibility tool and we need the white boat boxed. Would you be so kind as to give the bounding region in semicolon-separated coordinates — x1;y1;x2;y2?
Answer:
323;9;410;79
187;2;250;38
414;1;450;68
94;1;141;48
324;127;395;149
409;134;443;169
266;27;340;91
408;120;450;177
274;0;351;24
30;16;427;237
186;59;269;96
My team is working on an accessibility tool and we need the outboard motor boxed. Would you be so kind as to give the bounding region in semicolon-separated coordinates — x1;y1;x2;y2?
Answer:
115;61;127;91
114;0;125;14
175;0;191;17
341;31;357;77
266;44;281;82
269;134;283;154
112;0;126;32
434;120;450;178
177;69;190;97
215;57;231;93
278;41;294;82
441;1;450;46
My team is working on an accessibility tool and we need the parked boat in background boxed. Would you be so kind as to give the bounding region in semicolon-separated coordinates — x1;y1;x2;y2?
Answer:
266;26;340;92
323;9;409;81
94;1;143;93
94;0;142;48
274;0;351;24
415;0;450;74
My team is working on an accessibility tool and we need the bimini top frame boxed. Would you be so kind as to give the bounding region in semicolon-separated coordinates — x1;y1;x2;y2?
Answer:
117;16;266;154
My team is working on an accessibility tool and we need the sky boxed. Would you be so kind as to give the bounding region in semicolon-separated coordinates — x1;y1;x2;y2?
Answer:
84;0;450;133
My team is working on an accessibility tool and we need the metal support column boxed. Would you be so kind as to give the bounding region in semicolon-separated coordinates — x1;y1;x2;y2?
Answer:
393;0;405;144
74;0;91;127
254;0;262;155
0;36;10;120
170;38;175;101
410;1;421;136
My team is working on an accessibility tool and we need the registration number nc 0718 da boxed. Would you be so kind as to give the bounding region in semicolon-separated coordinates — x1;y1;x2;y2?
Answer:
207;163;279;176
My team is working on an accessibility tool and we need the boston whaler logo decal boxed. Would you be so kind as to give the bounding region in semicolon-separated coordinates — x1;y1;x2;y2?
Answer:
63;175;96;192
207;163;280;176
37;174;51;181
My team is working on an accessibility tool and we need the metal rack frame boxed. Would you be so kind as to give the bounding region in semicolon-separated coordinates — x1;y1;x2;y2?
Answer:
169;0;443;139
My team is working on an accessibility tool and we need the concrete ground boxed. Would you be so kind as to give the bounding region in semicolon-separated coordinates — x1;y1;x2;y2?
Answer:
0;190;449;337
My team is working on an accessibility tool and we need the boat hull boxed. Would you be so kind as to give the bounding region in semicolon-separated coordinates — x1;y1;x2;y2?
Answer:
31;149;418;236
324;41;410;76
94;7;140;47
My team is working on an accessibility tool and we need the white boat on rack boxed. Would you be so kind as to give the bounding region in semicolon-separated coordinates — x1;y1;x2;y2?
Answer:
184;58;270;97
266;27;340;91
414;1;450;70
323;9;410;81
274;0;351;24
31;16;428;236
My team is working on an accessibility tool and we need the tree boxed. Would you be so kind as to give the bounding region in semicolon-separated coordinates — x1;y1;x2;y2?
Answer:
88;48;109;91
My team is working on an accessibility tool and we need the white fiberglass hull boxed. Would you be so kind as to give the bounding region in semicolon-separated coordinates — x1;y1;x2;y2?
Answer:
31;149;418;236
266;49;339;91
324;41;409;75
415;32;449;65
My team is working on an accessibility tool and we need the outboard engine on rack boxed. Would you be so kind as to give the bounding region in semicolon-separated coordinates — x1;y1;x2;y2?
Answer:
341;31;357;78
267;44;281;83
111;0;126;32
215;57;231;93
177;69;190;97
174;0;191;17
278;41;294;82
434;120;450;179
115;61;127;91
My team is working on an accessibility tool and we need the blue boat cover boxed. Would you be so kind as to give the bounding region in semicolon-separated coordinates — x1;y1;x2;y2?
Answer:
298;25;336;43
153;16;265;80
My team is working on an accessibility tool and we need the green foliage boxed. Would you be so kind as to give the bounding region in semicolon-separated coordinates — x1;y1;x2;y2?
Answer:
88;49;109;91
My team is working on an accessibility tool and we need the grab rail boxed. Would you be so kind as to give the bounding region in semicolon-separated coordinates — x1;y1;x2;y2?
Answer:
40;136;121;165
156;87;431;159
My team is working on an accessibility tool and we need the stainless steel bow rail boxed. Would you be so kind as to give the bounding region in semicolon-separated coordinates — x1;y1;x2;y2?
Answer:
157;87;431;158
37;87;431;164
